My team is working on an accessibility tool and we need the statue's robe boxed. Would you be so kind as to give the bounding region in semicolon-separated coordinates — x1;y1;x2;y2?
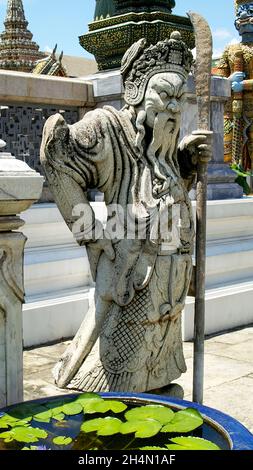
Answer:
41;105;196;392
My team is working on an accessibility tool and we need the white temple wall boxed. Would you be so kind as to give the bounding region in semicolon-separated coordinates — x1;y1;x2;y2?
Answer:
22;198;253;346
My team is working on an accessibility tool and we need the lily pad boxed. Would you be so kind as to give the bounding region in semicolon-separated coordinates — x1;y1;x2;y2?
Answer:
62;402;83;416
86;399;127;414
9;404;45;421
166;437;221;450
81;417;122;436
161;408;203;433
0;426;48;444
125;405;174;425
52;436;72;446
33;409;53;424
75;393;101;402
76;395;106;413
53;413;66;422
0;414;31;429
120;419;162;438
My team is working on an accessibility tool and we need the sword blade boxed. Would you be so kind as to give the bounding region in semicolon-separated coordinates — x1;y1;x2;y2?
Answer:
187;12;213;405
188;11;213;130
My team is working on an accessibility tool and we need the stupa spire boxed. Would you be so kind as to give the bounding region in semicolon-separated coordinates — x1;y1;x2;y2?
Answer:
5;0;26;23
0;0;45;72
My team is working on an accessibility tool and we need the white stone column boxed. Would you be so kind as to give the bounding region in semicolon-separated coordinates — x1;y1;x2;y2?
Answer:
0;140;43;407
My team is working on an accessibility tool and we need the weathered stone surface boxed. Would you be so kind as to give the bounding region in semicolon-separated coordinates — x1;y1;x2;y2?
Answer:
41;33;213;393
0;142;43;407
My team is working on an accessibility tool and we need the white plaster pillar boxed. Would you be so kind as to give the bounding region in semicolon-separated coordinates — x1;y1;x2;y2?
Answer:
0;140;43;407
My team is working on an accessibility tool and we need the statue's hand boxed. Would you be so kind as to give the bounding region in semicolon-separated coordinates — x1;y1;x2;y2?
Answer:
229;71;245;83
88;238;115;261
229;71;245;93
231;81;244;92
179;130;213;165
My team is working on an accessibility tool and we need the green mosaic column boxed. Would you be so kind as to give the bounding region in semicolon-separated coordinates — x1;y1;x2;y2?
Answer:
81;0;194;70
94;0;116;20
115;0;176;14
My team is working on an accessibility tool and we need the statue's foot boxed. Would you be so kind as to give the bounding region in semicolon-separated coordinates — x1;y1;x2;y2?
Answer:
149;383;184;399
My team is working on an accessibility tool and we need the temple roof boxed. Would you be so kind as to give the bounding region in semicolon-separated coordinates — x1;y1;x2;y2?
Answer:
0;0;45;73
33;45;67;77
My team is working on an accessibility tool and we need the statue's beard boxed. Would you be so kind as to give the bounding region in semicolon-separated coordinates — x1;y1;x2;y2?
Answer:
146;111;180;194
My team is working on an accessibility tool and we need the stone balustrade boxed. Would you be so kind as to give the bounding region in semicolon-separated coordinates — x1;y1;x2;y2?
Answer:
0;70;95;201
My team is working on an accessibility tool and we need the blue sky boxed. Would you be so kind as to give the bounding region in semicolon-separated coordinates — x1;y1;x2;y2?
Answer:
0;0;239;58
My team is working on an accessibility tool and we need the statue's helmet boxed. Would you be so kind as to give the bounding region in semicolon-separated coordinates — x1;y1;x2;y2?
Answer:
235;1;253;33
121;32;193;106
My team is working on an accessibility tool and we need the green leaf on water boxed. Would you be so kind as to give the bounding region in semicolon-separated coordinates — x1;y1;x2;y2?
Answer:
81;417;122;436
53;413;66;422
75;392;101;402
62;402;83;416
75;394;106;413
0;426;48;444
9;404;46;421
166;437;221;450
0;414;32;429
120;419;162;438
161;408;203;434
52;436;72;446
86;400;127;414
33;409;53;424
125;405;174;425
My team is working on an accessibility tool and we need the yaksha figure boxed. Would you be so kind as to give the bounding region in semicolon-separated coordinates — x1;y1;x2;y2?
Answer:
40;32;212;393
216;0;253;169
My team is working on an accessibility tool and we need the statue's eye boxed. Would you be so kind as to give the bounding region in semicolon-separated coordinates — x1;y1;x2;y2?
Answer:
160;91;168;100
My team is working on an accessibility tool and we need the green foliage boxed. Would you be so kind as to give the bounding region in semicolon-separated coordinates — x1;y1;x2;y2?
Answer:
125;405;174;425
0;414;31;429
161;408;203;433
231;163;253;195
166;436;221;450
75;393;127;414
120;419;162;438
81;417;122;436
0;395;222;450
62;402;83;416
0;426;48;444
33;409;53;424
52;436;73;446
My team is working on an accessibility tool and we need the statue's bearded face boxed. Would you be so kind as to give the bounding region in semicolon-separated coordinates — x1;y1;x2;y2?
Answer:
143;72;186;131
235;3;253;34
135;72;186;179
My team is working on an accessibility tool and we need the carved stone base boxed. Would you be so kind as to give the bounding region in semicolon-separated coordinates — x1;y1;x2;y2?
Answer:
0;231;26;407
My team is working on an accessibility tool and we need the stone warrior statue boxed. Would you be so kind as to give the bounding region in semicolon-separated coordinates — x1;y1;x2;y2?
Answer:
40;32;212;393
216;0;253;170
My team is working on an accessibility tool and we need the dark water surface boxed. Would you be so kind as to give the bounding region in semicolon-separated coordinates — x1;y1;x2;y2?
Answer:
0;398;230;451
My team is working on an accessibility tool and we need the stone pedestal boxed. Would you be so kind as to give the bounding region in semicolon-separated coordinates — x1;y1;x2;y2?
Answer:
0;140;43;407
82;70;242;200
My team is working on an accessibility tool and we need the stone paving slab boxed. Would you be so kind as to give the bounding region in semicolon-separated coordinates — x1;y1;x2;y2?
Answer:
199;376;253;434
23;326;253;433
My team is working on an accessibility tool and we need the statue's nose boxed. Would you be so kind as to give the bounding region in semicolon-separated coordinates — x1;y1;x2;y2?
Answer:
167;99;180;113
